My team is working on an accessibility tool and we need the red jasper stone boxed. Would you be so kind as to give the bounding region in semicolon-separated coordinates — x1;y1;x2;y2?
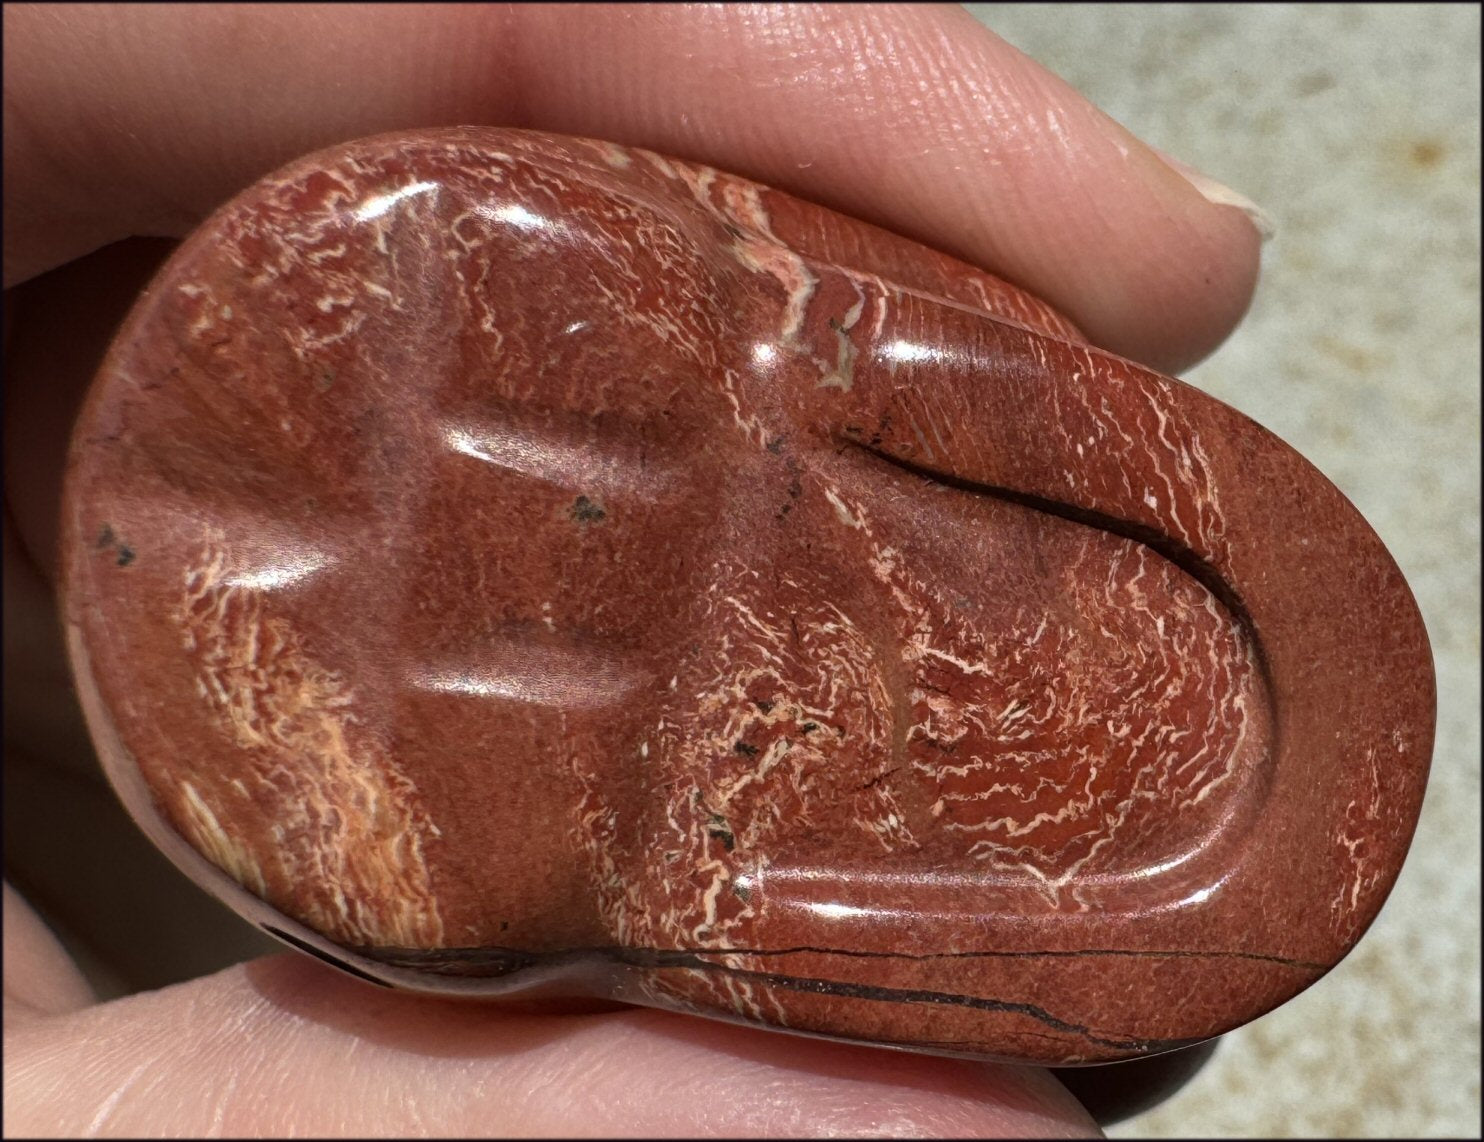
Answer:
60;127;1434;1065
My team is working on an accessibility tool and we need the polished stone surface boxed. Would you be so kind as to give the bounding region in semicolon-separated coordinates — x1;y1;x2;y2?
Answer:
61;127;1434;1065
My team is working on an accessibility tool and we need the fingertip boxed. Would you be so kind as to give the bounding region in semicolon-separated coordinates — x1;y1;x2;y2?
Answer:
937;57;1266;373
1094;133;1265;372
1080;173;1264;374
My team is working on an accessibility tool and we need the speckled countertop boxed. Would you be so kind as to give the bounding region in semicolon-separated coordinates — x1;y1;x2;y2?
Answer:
964;3;1480;1137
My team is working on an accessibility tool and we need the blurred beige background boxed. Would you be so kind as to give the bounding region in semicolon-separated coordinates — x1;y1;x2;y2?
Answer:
964;3;1481;1137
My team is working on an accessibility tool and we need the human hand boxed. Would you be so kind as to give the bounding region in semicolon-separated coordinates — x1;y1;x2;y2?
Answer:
3;4;1261;1135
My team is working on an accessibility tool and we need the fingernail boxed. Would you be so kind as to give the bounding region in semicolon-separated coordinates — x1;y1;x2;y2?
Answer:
1154;149;1275;242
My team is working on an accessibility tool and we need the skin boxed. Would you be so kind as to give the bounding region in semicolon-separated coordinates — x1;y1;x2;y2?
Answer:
2;4;1261;1136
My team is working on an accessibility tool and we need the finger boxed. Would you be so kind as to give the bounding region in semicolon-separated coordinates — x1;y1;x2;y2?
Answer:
3;952;1101;1138
3;2;1258;371
2;884;94;1016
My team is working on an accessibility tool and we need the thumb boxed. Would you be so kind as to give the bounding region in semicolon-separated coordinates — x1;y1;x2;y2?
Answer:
4;888;1099;1138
